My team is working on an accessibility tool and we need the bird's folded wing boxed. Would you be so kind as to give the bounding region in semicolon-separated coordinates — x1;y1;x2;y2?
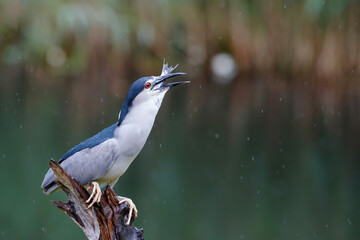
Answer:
59;123;117;163
41;124;119;193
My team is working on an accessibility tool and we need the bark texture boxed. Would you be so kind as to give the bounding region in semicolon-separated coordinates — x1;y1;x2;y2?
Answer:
49;160;144;240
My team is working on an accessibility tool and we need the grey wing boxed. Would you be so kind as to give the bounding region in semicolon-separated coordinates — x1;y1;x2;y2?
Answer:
41;139;118;194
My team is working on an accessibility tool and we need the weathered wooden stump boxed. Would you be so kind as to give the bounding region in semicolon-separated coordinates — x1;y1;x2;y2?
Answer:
49;160;144;240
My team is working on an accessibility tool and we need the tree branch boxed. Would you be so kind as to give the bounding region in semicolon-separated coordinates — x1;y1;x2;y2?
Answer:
49;160;144;240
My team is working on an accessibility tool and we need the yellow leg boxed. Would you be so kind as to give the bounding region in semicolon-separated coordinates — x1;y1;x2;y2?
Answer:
117;196;138;225
85;182;102;208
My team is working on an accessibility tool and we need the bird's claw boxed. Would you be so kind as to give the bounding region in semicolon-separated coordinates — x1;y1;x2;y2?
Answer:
85;182;102;208
118;197;138;225
85;184;137;225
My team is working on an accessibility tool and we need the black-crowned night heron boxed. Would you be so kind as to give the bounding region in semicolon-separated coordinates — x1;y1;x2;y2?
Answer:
41;62;188;225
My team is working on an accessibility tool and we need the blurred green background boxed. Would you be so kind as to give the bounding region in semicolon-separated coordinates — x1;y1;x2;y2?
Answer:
0;0;359;239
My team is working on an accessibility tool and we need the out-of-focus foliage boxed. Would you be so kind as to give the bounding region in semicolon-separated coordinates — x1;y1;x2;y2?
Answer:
0;0;359;78
0;0;359;240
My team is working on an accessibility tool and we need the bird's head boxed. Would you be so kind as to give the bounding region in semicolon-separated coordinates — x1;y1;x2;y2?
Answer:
117;62;188;126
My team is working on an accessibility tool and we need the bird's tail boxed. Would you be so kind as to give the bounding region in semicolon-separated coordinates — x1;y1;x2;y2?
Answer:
41;168;59;194
42;181;58;195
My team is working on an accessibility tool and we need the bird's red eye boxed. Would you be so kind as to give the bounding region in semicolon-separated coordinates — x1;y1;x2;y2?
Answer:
145;82;151;89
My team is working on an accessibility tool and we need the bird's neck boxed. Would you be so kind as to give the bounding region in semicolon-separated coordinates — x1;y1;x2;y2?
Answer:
115;91;167;140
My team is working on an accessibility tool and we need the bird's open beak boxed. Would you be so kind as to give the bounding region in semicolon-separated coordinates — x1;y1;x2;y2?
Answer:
154;72;189;89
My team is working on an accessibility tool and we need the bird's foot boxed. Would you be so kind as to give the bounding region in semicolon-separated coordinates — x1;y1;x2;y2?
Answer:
117;196;138;225
85;182;102;208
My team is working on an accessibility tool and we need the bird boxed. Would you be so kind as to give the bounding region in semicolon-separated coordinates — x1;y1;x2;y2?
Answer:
41;62;188;225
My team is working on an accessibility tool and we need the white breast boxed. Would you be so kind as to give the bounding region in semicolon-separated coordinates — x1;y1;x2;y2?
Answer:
101;89;167;183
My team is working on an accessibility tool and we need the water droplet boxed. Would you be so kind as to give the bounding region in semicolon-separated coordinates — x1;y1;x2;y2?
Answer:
246;137;250;142
251;156;255;161
215;133;220;139
160;144;162;147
